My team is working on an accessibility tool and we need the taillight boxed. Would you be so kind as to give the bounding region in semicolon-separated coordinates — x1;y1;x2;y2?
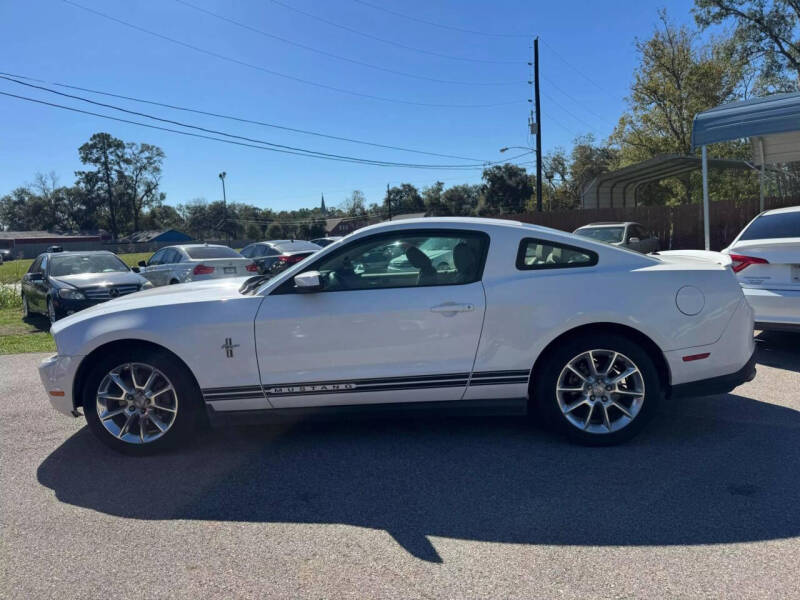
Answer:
729;254;768;273
192;264;215;275
278;254;305;264
245;263;259;272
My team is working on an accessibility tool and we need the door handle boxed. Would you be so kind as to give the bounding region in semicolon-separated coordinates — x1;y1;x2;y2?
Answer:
430;303;475;313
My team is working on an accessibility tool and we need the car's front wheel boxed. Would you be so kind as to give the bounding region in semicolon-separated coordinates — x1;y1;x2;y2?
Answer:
82;348;202;455
47;297;58;324
534;333;661;445
21;294;30;318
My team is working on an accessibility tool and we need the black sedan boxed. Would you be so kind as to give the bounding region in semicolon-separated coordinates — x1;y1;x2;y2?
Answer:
21;250;152;323
239;239;322;275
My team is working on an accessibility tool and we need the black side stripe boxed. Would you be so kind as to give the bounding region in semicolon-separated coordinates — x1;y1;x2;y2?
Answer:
201;370;529;401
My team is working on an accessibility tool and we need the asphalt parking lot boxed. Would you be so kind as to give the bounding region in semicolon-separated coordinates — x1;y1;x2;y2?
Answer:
2;332;799;599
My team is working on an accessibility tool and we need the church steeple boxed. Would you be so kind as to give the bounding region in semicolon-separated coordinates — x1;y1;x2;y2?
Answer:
320;193;327;214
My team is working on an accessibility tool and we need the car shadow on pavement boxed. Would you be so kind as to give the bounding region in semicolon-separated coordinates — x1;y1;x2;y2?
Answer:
38;392;800;563
755;331;800;373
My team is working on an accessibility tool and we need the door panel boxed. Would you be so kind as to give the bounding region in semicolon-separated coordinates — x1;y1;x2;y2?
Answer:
254;228;490;409
255;283;486;408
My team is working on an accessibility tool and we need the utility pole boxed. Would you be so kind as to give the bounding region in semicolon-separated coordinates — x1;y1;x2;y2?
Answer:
218;171;228;242
533;37;543;212
386;183;392;221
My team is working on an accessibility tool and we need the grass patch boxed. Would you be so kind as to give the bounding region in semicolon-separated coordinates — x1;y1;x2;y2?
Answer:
0;259;33;284
0;306;55;355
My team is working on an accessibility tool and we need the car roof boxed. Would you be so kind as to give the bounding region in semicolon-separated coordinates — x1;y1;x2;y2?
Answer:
578;222;636;227
761;205;800;216
41;250;118;257
169;243;229;250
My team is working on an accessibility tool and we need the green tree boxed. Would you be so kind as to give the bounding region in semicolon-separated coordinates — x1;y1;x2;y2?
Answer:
76;133;126;239
694;0;800;87
119;142;165;232
480;164;533;214
266;222;284;239
386;183;424;216
422;181;447;215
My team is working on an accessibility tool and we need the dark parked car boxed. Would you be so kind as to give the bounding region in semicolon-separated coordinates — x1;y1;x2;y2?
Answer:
20;250;152;323
573;221;660;253
0;249;12;262
239;240;322;275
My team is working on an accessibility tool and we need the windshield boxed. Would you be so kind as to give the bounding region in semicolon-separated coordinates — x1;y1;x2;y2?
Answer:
49;254;129;276
185;246;242;259
574;227;625;243
739;212;800;240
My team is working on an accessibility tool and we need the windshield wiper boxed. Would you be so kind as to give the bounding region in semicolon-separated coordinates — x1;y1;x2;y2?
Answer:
239;274;272;295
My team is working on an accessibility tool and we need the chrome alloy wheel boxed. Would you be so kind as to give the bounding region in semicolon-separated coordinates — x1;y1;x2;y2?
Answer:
96;363;178;444
555;349;645;434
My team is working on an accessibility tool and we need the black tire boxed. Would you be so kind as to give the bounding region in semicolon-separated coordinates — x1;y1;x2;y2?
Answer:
169;279;179;285
82;347;202;456
21;294;30;318
532;333;661;446
47;296;59;324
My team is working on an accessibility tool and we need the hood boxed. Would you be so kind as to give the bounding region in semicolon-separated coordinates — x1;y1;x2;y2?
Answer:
50;276;251;334
50;271;147;288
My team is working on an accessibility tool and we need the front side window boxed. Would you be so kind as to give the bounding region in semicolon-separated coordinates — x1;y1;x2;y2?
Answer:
283;230;488;293
517;238;598;270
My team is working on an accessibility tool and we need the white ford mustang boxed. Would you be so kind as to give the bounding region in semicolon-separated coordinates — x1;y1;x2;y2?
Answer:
39;218;756;454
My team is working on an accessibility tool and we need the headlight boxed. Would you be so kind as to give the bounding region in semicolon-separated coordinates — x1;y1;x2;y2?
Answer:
140;280;154;290
58;288;86;300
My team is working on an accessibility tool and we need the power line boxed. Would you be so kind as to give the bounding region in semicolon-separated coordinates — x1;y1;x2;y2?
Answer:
0;71;487;162
268;0;520;65
541;75;616;125
0;77;489;169
0;88;531;169
174;0;522;86
59;0;523;109
541;40;609;94
352;0;531;38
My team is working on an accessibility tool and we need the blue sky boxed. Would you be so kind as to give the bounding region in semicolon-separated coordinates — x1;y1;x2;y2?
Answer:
0;0;697;212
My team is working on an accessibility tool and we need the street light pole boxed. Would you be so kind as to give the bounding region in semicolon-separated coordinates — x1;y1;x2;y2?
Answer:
218;171;227;242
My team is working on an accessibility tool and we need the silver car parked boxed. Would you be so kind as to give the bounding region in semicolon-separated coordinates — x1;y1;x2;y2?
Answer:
136;244;257;286
573;222;660;254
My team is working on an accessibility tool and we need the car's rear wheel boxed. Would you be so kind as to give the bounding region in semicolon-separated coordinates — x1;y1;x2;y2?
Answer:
533;333;661;445
82;348;202;455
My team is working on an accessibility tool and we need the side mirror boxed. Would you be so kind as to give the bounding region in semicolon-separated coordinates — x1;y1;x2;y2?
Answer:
131;266;140;273
294;270;322;292
138;260;147;267
628;236;640;244
29;272;44;281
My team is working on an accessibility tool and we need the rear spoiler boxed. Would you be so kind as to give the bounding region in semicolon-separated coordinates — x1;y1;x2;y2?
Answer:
651;250;733;267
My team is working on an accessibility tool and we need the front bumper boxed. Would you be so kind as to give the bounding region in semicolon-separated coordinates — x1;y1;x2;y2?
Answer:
742;287;800;330
671;350;756;398
38;354;83;416
51;296;104;318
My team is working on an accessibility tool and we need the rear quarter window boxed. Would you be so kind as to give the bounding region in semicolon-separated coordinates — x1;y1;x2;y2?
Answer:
516;238;598;270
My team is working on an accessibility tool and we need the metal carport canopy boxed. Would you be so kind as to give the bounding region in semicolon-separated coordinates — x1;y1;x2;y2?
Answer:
692;91;800;249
